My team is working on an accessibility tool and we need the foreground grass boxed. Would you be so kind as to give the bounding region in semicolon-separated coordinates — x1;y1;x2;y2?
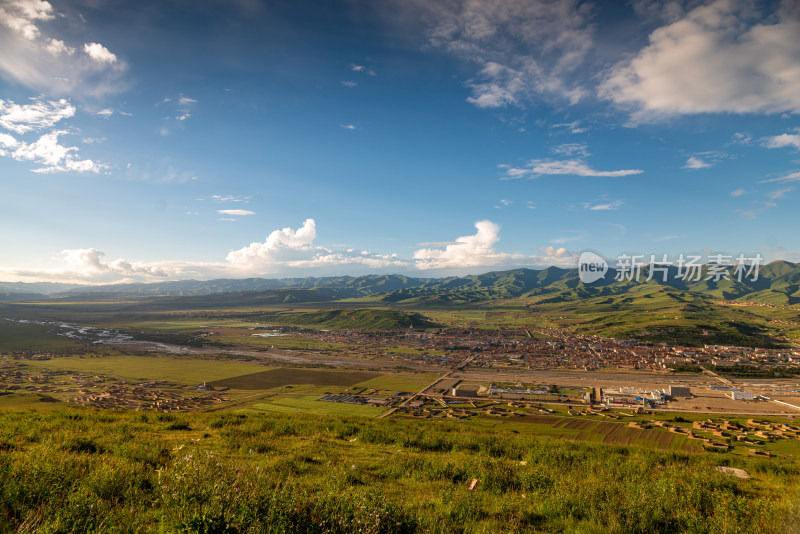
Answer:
0;409;798;533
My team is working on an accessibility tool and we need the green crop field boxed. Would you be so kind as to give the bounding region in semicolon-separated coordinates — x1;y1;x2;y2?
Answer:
22;354;271;385
0;321;81;352
247;395;386;417
208;367;380;390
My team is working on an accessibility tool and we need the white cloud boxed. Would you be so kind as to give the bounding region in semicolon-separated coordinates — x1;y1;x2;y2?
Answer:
551;121;587;134
83;42;117;64
416;0;594;108
0;0;53;40
218;209;255;216
551;235;583;244
340;124;356;130
764;133;800;150
585;199;623;211
8;130;104;173
502;159;643;179
210;194;251;203
341;81;357;88
760;171;800;183
0;97;75;134
600;0;800;119
0;218;583;283
684;156;712;169
551;143;589;158
413;221;520;270
730;132;753;145
412;220;577;271
653;235;681;242
736;209;759;219
45;38;73;55
730;188;745;197
767;187;793;200
0;1;125;96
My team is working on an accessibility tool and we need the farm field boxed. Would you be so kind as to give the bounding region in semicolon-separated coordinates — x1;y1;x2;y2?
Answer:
208;367;380;390
247;395;386;416
0;320;81;352
22;354;271;386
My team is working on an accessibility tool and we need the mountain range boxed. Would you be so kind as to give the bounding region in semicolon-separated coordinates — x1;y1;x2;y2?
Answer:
1;261;799;305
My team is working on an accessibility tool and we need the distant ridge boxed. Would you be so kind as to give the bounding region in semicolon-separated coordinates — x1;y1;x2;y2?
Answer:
1;261;798;305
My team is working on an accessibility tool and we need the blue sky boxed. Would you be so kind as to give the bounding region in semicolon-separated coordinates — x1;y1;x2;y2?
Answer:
1;0;799;283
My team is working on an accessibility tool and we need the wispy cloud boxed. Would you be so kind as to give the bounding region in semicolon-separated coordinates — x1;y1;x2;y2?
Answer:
340;124;356;130
767;187;793;200
551;143;589;158
210;194;251;203
684;156;711;169
550;121;587;134
551;234;583;244
760;171;800;184
584;199;623;211
416;0;594;109
730;188;746;197
501;159;643;179
217;209;255;216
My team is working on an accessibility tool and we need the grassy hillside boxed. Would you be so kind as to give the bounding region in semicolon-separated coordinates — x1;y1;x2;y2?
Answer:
0;408;796;533
250;308;441;330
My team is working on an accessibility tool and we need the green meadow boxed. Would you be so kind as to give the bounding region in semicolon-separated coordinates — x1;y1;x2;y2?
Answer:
0;408;797;533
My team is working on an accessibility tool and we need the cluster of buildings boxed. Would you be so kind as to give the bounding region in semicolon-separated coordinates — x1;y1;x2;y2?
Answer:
288;327;800;372
72;384;227;411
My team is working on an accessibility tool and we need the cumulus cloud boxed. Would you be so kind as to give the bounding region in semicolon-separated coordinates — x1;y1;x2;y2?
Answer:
0;97;75;134
501;159;643;179
0;219;583;283
413;0;593;108
600;0;800;119
412;220;577;271
83;42;117;64
0;0;125;96
413;221;522;270
764;133;800;150
5;130;104;173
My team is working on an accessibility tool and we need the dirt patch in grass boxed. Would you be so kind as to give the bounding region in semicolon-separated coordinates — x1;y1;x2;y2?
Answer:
208;367;379;390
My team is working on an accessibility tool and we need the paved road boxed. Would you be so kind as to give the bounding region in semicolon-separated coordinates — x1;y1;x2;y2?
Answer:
378;356;474;418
